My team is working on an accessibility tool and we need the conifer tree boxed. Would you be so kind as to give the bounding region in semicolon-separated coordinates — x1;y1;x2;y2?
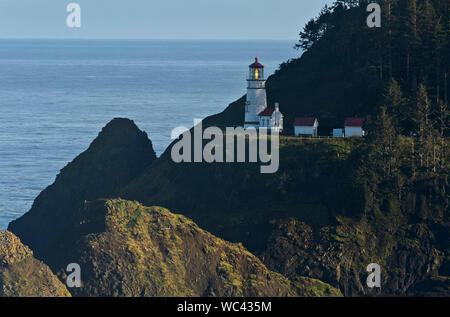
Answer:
383;78;406;131
403;0;420;88
436;100;449;137
413;84;438;172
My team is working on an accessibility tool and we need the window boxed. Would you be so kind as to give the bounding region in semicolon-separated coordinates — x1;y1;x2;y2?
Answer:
255;69;259;79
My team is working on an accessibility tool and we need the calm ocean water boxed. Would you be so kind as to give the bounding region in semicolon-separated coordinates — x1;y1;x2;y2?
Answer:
0;39;296;229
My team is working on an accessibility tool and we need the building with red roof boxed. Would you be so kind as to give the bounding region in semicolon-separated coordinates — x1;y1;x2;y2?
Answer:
344;117;365;137
293;117;319;137
244;57;283;132
258;108;275;117
258;103;284;133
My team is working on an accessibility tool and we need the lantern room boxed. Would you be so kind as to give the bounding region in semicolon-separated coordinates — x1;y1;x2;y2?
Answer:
249;57;264;80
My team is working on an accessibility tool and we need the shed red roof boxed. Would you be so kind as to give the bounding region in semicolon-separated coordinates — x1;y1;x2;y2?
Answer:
344;118;364;127
293;117;317;127
249;57;264;68
258;108;274;117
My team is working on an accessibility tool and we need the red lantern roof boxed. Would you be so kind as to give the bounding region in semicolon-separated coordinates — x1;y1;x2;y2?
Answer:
249;57;264;68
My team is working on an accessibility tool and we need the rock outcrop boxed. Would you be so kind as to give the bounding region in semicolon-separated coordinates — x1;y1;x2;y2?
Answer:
261;218;444;296
9;118;157;259
0;230;70;297
42;199;341;297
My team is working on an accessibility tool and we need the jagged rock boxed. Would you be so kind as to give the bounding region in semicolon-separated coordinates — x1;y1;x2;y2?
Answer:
9;118;156;259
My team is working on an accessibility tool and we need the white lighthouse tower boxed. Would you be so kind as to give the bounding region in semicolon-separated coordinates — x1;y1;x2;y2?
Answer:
244;57;267;129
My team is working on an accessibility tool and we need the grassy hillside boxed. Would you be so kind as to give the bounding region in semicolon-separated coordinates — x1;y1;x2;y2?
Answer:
43;199;341;297
121;131;448;295
122;137;360;252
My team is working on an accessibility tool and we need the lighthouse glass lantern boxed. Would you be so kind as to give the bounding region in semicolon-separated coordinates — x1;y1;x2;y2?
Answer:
249;57;264;80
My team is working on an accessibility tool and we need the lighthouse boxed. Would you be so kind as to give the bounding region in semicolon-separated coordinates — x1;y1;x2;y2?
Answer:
244;57;268;129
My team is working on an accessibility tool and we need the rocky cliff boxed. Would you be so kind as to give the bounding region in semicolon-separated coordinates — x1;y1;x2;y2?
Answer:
120;134;449;296
5;1;449;296
261;218;446;296
0;230;70;297
5;119;342;297
39;199;341;297
7;117;447;296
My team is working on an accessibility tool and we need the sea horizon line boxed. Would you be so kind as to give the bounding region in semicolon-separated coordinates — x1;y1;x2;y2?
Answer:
0;37;296;42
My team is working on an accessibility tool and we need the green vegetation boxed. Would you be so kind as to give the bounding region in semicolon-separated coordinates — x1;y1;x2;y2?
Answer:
122;137;360;252
261;0;449;295
120;0;449;295
274;0;449;135
45;199;339;297
292;277;343;297
5;0;448;297
0;231;70;297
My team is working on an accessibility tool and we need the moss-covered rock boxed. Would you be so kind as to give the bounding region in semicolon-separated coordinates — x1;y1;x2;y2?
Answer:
0;231;70;297
46;199;339;297
292;277;342;297
261;218;445;296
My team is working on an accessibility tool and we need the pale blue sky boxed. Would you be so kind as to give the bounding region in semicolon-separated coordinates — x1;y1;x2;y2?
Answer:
0;0;333;40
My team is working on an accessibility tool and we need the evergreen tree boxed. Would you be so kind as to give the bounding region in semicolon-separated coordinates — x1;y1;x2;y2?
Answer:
383;78;406;131
436;100;449;137
412;84;438;173
403;0;420;90
414;84;432;139
370;106;399;177
417;0;445;101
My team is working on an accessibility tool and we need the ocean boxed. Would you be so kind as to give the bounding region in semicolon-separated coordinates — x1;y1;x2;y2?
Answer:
0;39;296;229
